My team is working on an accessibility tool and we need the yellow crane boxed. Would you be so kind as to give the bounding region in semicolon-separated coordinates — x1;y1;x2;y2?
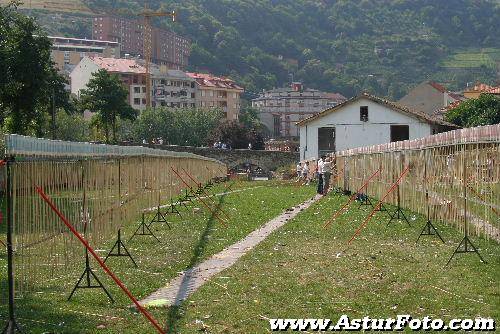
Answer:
140;6;176;108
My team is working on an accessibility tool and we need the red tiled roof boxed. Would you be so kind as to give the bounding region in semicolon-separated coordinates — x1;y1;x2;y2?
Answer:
463;82;500;95
186;72;243;91
89;57;147;74
470;83;492;92
428;81;447;93
488;87;500;94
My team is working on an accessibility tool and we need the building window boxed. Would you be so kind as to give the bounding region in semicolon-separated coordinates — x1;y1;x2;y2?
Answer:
142;98;147;105
133;98;140;105
134;87;141;93
191;93;195;98
360;106;368;122
390;125;409;142
142;87;146;93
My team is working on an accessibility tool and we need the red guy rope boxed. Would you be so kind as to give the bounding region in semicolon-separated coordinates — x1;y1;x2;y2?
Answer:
171;168;228;227
467;185;499;216
35;186;167;334
181;168;231;220
323;168;381;229
348;165;411;244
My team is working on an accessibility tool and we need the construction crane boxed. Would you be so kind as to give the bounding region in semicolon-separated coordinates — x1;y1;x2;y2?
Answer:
140;5;176;108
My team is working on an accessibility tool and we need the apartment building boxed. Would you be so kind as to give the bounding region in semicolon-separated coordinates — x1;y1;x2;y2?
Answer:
187;73;244;121
92;16;190;70
150;64;196;109
48;36;120;74
70;57;148;111
252;82;346;138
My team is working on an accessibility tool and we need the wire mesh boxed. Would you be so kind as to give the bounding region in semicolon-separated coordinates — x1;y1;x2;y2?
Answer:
333;124;499;241
4;135;226;293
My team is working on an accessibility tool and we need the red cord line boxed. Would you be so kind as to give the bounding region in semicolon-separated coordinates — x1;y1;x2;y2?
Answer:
181;168;231;220
35;186;167;334
171;168;228;227
348;165;410;244
323;168;381;229
467;185;499;216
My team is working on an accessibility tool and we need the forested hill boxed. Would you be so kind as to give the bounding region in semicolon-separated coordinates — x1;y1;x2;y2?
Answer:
31;0;500;98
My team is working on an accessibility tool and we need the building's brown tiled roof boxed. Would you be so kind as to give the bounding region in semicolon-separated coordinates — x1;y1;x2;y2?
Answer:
488;87;500;94
434;100;463;120
428;81;447;93
296;92;459;128
186;72;243;91
89;57;147;74
464;82;500;94
448;92;465;100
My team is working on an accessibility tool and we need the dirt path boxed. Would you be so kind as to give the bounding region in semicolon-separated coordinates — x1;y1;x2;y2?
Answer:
138;194;321;307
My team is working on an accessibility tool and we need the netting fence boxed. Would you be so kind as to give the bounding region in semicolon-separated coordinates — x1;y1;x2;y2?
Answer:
3;134;226;294
331;124;499;241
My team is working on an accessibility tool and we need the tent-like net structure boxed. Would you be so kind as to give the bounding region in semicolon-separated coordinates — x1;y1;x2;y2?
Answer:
4;135;226;293
331;124;499;241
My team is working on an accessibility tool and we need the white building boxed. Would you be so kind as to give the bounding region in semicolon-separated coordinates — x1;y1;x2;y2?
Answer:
70;56;148;111
297;93;458;160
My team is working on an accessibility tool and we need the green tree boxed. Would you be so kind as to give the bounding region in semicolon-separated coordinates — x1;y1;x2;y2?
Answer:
54;110;90;142
209;120;250;149
79;69;137;143
0;2;62;135
132;107;223;146
445;94;500;127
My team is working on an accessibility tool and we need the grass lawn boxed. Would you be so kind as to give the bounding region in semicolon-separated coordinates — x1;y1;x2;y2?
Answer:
0;181;316;333
168;191;500;333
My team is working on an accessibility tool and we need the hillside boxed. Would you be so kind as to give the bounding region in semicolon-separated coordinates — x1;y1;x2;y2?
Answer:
0;0;91;13
15;0;500;99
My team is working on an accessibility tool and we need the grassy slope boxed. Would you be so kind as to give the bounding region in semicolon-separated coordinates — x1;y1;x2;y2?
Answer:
0;181;316;333
441;48;500;68
169;193;500;333
0;0;91;13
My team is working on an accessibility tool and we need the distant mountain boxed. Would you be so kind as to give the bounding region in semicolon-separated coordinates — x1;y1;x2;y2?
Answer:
17;0;500;99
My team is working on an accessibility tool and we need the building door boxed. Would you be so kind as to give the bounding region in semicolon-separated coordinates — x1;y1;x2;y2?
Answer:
318;127;335;157
390;125;409;142
273;114;281;137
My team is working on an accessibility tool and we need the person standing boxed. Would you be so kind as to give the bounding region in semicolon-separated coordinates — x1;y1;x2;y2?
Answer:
317;156;325;194
302;161;310;185
296;162;302;181
323;156;332;194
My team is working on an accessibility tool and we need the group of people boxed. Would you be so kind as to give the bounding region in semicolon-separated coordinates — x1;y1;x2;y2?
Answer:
296;155;333;195
213;141;232;150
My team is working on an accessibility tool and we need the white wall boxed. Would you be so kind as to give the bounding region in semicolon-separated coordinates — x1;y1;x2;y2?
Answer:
300;97;432;160
70;57;100;97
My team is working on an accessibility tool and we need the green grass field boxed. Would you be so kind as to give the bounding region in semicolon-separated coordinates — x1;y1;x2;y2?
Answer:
441;48;500;68
1;181;499;333
170;192;499;333
0;181;316;333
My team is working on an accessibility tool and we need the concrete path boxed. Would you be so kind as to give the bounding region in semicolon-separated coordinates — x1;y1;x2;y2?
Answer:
138;194;322;307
